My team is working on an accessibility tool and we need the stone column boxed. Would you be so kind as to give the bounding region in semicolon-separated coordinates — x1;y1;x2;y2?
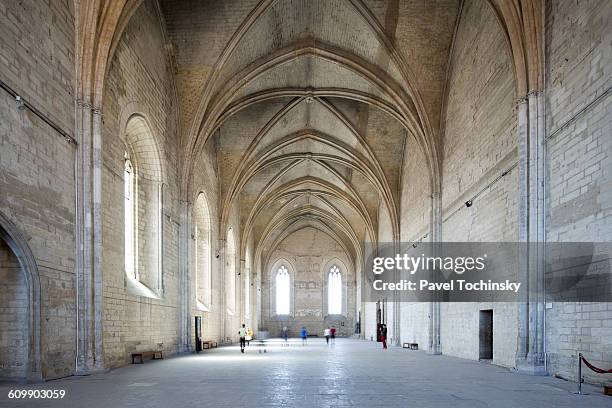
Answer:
256;265;262;332
217;238;226;341
239;259;246;325
74;98;90;375
393;237;401;346
74;99;104;373
91;106;104;371
516;91;546;374
429;190;442;354
178;200;191;352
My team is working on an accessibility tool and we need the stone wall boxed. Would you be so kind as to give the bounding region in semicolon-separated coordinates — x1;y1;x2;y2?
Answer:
544;0;612;383
262;227;355;337
0;0;76;380
189;142;223;346
439;0;518;367
100;0;181;368
399;132;433;350
0;240;28;379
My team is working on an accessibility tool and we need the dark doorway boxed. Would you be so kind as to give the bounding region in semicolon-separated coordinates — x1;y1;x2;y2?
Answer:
195;316;202;352
479;309;493;360
0;238;28;379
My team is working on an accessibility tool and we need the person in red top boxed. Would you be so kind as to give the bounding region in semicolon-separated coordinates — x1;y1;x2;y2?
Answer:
330;326;336;344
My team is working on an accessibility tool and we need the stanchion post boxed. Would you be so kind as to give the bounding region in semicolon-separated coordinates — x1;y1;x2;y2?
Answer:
577;353;582;395
573;353;587;395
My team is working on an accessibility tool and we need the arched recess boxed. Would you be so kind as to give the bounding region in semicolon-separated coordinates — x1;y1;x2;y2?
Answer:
193;192;212;310
267;258;296;319
0;211;42;381
123;114;164;297
321;257;350;318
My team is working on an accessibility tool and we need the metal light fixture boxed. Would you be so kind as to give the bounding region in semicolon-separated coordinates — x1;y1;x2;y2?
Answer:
15;95;25;110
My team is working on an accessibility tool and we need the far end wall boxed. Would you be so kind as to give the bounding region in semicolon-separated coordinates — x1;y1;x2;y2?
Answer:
262;227;355;337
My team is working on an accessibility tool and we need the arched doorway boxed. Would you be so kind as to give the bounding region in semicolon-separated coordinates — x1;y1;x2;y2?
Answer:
0;212;42;381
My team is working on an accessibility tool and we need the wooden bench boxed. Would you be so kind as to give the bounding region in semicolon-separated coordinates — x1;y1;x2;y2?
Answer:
202;340;218;349
131;350;163;364
402;343;418;350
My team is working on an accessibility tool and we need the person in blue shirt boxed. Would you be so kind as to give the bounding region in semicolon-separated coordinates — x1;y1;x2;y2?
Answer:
300;327;308;345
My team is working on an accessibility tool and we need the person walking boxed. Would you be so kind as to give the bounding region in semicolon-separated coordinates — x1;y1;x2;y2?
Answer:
324;327;331;344
330;326;336;345
246;327;253;346
381;324;388;350
238;324;247;353
300;326;308;345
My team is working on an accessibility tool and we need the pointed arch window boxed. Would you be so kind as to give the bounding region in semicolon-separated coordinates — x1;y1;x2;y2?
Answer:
275;265;290;315
122;116;163;298
124;155;136;279
328;265;342;315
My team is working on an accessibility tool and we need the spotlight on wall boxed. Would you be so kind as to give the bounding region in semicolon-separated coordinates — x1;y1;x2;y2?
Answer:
215;250;220;259
465;200;473;208
15;95;25;110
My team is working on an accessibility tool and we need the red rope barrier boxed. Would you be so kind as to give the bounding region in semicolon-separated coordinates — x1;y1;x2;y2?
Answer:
580;355;612;374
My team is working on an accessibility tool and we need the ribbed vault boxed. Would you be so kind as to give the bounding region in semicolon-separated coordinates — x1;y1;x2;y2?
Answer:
152;0;465;281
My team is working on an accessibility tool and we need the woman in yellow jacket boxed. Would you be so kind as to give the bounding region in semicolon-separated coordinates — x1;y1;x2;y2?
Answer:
246;327;253;346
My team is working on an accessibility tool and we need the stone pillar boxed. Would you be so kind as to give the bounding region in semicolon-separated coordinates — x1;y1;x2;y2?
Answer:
516;91;546;374
178;200;191;352
393;237;400;346
217;238;226;341
239;259;246;325
256;265;263;332
74;99;104;374
91;106;104;371
429;190;442;354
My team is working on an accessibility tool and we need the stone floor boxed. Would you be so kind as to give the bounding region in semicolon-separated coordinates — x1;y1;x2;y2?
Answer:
0;339;609;407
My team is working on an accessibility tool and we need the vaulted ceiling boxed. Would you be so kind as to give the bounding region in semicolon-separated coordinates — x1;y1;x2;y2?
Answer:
159;0;461;263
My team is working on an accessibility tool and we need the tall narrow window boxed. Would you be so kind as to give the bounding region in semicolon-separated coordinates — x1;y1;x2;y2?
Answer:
276;265;290;315
328;265;342;315
124;155;136;279
123;116;162;297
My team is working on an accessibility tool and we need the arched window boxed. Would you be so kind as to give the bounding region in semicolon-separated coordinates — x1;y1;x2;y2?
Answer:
226;229;236;313
123;115;163;296
328;265;342;315
193;193;211;309
124;155;136;279
276;265;290;315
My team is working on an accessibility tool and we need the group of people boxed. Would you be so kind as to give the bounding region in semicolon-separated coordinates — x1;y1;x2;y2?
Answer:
283;326;338;345
323;326;337;344
239;323;389;352
238;324;254;353
280;326;313;345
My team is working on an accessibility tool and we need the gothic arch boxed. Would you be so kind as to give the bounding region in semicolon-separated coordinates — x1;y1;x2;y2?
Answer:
0;211;42;381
